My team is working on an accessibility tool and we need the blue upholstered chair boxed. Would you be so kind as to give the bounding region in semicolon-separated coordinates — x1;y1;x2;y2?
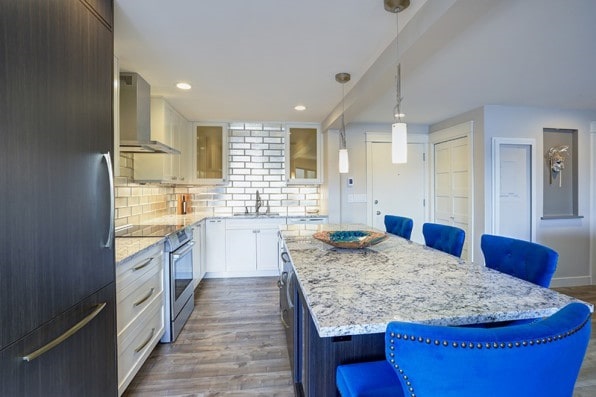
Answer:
384;215;414;240
336;302;591;397
481;234;558;288
422;222;465;257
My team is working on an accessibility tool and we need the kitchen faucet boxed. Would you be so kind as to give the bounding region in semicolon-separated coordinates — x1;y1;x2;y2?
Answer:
255;190;263;214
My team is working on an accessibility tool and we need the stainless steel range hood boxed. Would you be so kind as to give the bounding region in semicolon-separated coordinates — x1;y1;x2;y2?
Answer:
119;72;180;154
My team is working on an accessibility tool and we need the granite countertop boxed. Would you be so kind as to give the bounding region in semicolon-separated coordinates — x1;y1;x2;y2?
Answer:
115;237;163;264
114;212;327;265
136;212;326;223
283;224;591;338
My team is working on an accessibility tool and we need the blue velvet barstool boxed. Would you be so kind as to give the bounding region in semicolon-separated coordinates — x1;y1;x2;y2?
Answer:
336;302;591;397
422;222;465;257
384;215;414;240
481;234;558;287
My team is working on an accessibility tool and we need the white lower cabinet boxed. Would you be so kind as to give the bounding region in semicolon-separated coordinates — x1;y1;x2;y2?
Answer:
205;219;226;273
116;243;165;396
256;226;281;271
191;221;206;289
225;218;282;276
205;217;284;277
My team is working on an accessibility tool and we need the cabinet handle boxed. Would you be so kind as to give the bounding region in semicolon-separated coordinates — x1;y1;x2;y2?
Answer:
133;288;155;307
132;257;153;271
277;271;288;288
281;309;290;329
134;328;156;353
22;303;106;362
102;152;114;248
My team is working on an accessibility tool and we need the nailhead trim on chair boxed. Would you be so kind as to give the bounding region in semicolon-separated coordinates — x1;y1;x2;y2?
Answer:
388;316;590;397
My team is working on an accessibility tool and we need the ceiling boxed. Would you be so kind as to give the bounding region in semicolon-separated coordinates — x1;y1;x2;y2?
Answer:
114;0;596;129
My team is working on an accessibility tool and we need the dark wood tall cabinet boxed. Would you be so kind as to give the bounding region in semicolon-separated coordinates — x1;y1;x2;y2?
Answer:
0;0;117;395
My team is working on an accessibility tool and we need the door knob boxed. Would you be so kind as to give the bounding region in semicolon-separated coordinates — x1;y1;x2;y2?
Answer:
376;211;381;215
374;200;378;204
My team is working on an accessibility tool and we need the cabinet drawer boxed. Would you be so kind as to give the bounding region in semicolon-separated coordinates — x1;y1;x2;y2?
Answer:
0;284;117;397
116;262;163;333
116;245;163;294
117;291;164;395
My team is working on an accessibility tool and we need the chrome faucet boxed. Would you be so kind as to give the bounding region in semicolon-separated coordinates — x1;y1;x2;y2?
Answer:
255;190;263;214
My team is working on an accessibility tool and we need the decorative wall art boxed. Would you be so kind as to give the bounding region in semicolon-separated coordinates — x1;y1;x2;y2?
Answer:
546;145;569;187
542;128;581;219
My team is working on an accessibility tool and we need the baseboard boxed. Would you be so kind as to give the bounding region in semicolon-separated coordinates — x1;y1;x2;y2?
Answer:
204;270;279;279
550;276;592;288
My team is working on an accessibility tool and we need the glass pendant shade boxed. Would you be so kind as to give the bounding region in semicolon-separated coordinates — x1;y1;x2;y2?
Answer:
338;148;349;173
392;122;407;164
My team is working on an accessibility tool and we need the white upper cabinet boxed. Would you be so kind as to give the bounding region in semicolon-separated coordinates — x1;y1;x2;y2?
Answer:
285;123;322;184
175;113;193;184
192;122;229;184
134;97;190;183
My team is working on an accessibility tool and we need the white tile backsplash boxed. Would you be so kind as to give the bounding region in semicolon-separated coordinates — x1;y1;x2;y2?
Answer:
115;123;321;222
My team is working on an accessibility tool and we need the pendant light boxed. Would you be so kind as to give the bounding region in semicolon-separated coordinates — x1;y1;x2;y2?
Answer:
336;72;351;174
385;0;410;164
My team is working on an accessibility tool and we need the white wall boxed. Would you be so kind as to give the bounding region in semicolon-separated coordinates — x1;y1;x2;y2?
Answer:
325;107;595;287
325;122;429;225
482;105;595;286
591;126;596;283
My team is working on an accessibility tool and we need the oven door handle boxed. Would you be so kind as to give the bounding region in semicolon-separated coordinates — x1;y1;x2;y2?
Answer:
172;241;195;260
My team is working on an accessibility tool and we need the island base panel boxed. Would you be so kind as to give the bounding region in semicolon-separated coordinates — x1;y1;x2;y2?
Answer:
295;288;385;396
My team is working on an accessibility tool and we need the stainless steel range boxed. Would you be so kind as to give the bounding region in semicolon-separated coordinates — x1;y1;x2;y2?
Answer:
116;224;195;343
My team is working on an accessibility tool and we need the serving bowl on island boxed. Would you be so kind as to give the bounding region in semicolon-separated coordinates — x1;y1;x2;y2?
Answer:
312;230;387;249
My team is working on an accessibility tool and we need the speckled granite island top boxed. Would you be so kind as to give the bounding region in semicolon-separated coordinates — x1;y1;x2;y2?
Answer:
283;224;592;338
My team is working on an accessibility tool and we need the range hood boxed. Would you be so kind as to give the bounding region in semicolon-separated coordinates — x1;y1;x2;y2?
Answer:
119;72;180;154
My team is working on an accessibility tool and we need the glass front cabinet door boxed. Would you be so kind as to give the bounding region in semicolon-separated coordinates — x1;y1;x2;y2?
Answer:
193;123;228;184
285;124;322;184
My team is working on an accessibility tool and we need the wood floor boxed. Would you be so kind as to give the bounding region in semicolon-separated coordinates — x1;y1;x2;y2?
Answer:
123;278;596;397
123;278;294;396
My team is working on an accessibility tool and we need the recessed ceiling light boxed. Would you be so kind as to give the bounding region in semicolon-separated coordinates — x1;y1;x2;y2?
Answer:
294;105;306;111
176;82;192;90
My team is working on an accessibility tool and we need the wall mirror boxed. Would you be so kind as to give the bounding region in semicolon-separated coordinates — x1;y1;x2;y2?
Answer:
285;124;321;184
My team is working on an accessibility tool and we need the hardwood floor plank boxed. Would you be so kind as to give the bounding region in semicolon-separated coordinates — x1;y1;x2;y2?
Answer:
124;279;596;396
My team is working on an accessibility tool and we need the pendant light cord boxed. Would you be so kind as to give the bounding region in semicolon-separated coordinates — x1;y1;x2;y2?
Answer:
395;11;403;122
340;83;346;149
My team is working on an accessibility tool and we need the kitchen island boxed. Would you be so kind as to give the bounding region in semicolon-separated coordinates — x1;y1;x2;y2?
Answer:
281;225;591;396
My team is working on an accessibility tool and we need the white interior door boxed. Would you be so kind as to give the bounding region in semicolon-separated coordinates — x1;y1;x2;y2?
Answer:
492;139;536;241
433;137;470;258
370;142;426;243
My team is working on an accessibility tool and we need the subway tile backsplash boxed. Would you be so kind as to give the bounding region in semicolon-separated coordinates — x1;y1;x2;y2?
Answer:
115;123;321;225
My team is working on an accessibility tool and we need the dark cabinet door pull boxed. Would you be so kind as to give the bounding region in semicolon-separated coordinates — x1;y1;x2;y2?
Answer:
22;303;107;362
134;328;156;353
133;288;155;307
132;257;153;271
